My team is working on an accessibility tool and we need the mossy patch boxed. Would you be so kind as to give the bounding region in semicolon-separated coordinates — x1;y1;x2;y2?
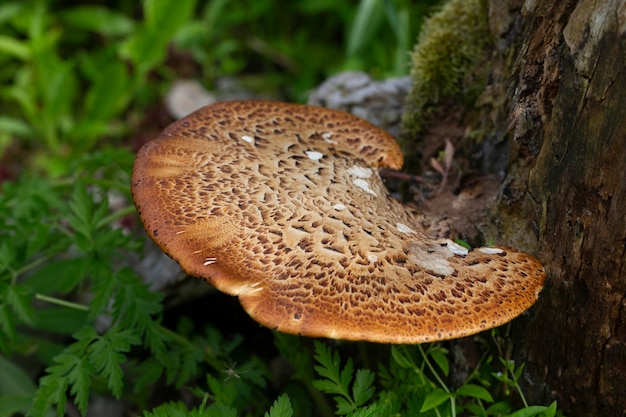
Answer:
401;0;491;149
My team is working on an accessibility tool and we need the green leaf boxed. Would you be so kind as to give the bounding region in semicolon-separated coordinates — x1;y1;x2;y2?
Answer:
264;394;293;417
0;116;34;139
508;402;556;417
28;373;68;417
419;388;451;412
133;357;164;394
0;3;22;25
67;185;96;248
83;58;131;122
347;403;386;417
24;223;56;260
430;347;449;377
112;268;163;335
144;401;239;417
454;238;472;250
32;307;88;335
35;57;78;147
352;369;375;406
0;304;16;348
390;6;410;76
347;0;385;56
5;285;36;326
543;401;557;417
87;326;141;398
88;262;118;318
390;346;415;369
0;35;30;60
0;354;37;396
312;342;353;397
272;332;314;381
175;343;203;389
143;324;170;369
312;341;377;415
29;326;98;416
485;401;513;414
335;396;356;415
0;393;33;417
23;258;90;295
66;356;92;414
59;6;134;37
0;242;16;271
120;0;198;72
199;404;238;417
455;384;493;402
312;342;355;413
514;362;525;381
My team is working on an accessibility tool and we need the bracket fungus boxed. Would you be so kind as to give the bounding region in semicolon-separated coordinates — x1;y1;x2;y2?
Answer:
131;100;545;344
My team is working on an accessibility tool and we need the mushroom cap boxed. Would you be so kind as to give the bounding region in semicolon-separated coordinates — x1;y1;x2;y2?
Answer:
131;100;545;344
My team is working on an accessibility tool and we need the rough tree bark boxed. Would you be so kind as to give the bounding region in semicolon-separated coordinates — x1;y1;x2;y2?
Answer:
480;1;626;416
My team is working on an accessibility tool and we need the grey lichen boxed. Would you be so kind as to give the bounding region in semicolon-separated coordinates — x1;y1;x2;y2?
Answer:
402;0;492;141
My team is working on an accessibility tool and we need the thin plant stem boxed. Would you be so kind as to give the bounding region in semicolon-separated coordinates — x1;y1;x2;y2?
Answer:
380;168;423;183
11;254;51;284
451;396;456;417
35;293;89;311
514;379;529;408
96;205;137;229
476;399;487;416
417;344;457;417
198;393;210;412
417;345;449;393
400;346;429;387
503;359;529;408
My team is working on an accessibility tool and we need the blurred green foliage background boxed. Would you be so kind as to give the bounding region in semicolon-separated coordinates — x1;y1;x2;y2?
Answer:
0;0;437;177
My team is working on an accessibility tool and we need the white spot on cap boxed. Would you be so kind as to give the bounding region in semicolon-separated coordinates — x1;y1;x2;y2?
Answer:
396;223;416;234
352;178;377;196
240;281;263;295
322;132;335;143
410;254;454;276
333;203;346;210
241;135;255;144
407;244;455;276
305;151;324;160
347;166;373;179
367;254;378;263
347;166;376;195
203;257;217;266
446;240;469;256
477;247;505;254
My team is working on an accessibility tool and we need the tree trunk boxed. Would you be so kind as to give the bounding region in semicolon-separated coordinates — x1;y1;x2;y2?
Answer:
483;1;626;415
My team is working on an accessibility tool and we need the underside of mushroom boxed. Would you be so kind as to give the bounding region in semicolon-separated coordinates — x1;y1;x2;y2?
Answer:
131;100;545;344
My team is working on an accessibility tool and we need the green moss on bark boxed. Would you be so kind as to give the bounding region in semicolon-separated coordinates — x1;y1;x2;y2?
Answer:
402;0;491;142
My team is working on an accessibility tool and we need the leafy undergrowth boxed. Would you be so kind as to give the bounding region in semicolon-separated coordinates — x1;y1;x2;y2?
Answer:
0;0;435;177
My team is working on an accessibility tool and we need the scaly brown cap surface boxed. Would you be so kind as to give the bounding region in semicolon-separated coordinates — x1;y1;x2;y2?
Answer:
131;100;545;344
